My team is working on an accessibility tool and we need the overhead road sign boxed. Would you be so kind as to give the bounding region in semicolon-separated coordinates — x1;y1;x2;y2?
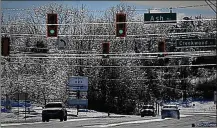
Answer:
176;39;216;47
144;13;177;23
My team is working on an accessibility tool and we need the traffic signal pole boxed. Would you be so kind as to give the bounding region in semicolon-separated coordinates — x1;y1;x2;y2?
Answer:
0;17;2;127
102;42;110;116
103;59;110;117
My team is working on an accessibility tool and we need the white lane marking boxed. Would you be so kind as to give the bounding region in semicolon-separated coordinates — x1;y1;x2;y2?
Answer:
84;118;169;128
84;115;194;128
186;112;215;115
180;115;194;117
1;118;97;127
1;124;23;127
210;116;216;118
1;122;44;127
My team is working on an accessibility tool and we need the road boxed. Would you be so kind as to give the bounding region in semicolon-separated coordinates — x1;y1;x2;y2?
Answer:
2;112;216;128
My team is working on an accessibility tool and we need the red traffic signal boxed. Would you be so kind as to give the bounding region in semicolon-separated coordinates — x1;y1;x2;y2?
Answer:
158;41;166;57
47;14;58;37
102;42;110;54
1;37;10;56
116;13;126;37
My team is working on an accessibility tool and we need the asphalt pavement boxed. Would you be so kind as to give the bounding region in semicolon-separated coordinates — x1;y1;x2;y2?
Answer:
2;113;216;128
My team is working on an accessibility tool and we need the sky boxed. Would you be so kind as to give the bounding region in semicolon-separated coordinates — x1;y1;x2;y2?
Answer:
1;1;216;19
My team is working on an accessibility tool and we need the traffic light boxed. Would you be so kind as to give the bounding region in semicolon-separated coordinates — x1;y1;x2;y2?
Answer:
1;37;10;56
158;41;166;57
116;13;126;37
47;14;58;37
102;42;109;58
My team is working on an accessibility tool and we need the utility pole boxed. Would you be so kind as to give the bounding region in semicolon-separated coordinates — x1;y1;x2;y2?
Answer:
102;57;110;117
182;67;187;103
76;90;80;116
103;59;110;117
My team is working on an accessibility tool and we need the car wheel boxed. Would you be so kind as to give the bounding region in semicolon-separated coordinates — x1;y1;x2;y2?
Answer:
141;114;144;117
177;114;180;119
161;116;165;119
64;115;67;121
60;117;64;122
46;118;49;122
42;117;46;122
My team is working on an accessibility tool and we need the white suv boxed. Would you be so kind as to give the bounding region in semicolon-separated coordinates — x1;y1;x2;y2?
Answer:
161;105;180;119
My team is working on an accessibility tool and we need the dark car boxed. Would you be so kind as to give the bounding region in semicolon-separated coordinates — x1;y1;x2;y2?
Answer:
161;105;180;119
42;102;67;122
140;105;156;117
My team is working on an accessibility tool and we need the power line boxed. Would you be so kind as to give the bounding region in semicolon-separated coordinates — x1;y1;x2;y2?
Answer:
1;32;208;37
5;34;216;39
207;0;217;8
3;61;216;68
205;0;217;14
97;78;188;81
9;51;215;55
4;55;215;60
1;18;216;26
4;33;216;39
3;55;215;60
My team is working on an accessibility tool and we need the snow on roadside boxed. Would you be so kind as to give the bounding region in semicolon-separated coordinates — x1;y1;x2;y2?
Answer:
66;108;130;118
3;101;215;124
1;107;130;124
179;101;216;114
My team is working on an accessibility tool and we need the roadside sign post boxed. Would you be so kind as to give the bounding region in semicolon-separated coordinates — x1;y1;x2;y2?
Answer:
214;91;217;104
77;90;80;116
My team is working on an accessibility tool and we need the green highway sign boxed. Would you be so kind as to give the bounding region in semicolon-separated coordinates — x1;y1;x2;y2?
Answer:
176;39;216;47
144;13;176;23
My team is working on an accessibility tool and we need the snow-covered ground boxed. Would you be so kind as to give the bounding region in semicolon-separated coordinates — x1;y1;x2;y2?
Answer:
179;101;216;114
1;106;128;124
1;101;216;124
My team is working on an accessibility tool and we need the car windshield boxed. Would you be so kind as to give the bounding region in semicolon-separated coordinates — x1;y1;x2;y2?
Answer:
45;103;62;108
143;106;154;109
